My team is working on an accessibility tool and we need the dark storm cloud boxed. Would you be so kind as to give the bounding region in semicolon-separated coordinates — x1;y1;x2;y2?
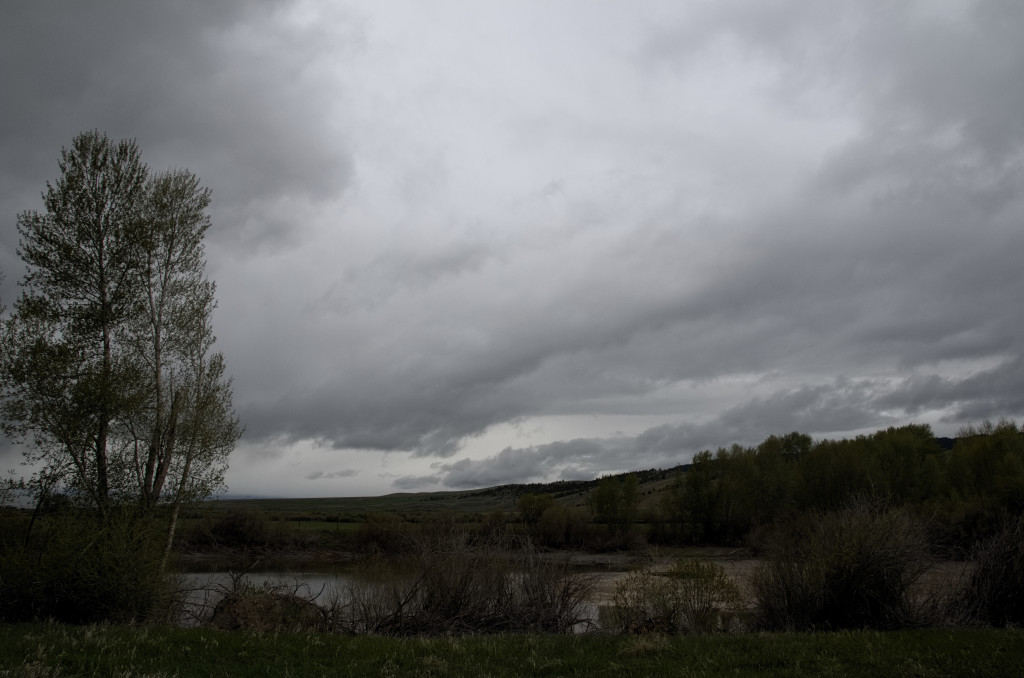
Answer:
0;0;356;260
0;0;361;491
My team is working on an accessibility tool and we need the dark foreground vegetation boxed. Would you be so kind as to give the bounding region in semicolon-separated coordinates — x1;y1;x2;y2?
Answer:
2;624;1022;678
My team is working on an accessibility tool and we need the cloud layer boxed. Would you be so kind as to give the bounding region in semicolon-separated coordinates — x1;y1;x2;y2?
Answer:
2;1;1023;496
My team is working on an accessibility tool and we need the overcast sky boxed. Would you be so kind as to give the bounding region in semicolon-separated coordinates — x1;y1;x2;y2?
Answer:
2;1;1023;497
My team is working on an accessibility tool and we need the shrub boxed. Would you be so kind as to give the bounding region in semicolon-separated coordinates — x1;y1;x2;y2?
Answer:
209;510;271;544
209;578;325;632
513;546;597;633
350;512;411;554
534;504;590;548
180;510;313;551
318;526;595;635
517;493;555;525
0;508;180;624
405;526;514;634
665;559;745;633
610;559;742;634
408;525;594;634
960;512;1024;627
750;501;931;631
479;509;508;539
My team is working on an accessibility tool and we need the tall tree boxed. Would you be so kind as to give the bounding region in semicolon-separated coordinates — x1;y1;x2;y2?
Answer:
124;171;241;563
125;169;238;510
5;131;148;510
2;132;239;522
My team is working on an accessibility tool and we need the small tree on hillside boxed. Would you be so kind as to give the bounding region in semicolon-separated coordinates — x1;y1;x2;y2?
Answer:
517;493;555;525
590;474;640;536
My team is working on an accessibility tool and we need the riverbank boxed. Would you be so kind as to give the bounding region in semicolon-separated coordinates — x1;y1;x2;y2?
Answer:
2;623;1022;677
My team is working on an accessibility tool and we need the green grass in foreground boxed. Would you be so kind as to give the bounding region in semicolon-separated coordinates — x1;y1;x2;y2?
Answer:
1;624;1022;678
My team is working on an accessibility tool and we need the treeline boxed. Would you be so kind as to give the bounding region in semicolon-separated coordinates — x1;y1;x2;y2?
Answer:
656;422;1023;548
513;422;1024;550
174;422;1024;555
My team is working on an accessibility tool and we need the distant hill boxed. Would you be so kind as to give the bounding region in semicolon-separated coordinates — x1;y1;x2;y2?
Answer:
206;433;963;519
206;464;691;517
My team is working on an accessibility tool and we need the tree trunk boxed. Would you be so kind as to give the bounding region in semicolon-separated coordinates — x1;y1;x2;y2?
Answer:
160;442;193;573
142;292;164;507
95;266;113;511
150;390;182;506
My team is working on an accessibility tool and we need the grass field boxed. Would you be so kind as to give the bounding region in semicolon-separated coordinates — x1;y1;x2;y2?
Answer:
2;623;1021;677
205;489;527;517
200;469;681;520
191;473;677;529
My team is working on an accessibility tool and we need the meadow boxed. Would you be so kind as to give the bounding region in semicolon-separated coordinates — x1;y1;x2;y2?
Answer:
2;623;1022;678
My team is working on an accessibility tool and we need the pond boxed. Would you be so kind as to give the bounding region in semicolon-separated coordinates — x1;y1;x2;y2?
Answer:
175;550;747;632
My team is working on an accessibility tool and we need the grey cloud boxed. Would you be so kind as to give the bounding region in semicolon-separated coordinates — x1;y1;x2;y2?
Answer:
879;356;1024;423
392;474;442;491
641;0;1024;186
239;165;1024;456
713;379;898;437
426;375;943;491
333;240;498;312
437;439;625;489
242;366;536;456
306;469;358;481
629;379;899;458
